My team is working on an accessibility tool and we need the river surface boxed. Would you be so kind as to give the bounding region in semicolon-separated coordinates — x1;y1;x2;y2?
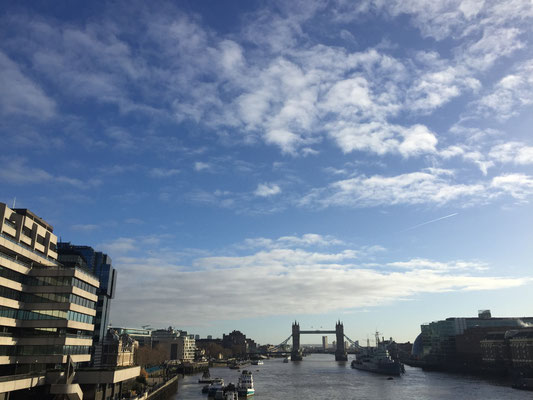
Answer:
172;354;530;400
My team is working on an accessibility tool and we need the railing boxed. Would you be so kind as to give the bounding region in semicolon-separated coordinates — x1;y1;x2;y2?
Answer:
0;372;45;383
0;251;31;268
31;265;98;282
0;233;59;266
0;333;92;340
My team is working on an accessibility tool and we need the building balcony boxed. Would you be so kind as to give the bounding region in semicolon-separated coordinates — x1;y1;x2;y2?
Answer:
0;372;46;394
0;233;58;267
50;383;83;400
75;366;141;384
0;354;91;365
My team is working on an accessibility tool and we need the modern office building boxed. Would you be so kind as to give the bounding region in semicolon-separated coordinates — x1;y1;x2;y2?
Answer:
416;310;533;367
57;243;116;344
0;203;98;398
57;242;117;367
0;203;139;400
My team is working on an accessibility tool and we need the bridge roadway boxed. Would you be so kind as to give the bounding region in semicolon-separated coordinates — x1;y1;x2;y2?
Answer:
299;330;336;334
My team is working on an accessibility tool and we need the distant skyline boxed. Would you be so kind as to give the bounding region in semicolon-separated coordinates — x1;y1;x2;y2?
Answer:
1;0;533;345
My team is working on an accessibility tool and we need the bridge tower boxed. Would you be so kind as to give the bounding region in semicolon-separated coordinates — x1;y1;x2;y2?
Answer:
335;320;348;361
291;321;302;361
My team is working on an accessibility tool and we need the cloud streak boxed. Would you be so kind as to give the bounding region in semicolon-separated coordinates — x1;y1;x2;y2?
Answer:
402;213;459;232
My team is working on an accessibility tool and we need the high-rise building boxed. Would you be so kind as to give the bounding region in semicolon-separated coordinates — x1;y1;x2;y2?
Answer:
0;203;139;400
57;243;117;344
0;203;98;397
322;336;328;351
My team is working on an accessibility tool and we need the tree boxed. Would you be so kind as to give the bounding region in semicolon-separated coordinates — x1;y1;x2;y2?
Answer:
135;344;168;366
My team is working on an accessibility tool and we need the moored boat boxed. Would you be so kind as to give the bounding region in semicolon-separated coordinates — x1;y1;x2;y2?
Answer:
206;379;225;397
237;370;255;397
199;369;221;384
351;332;404;377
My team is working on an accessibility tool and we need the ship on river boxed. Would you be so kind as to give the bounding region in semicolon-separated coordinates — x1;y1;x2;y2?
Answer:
351;332;404;376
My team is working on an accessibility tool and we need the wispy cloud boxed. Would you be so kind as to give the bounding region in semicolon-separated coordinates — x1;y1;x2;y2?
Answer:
242;233;346;249
0;51;56;119
149;168;180;178
194;162;211;172
475;60;533;120
300;169;533;208
0;157;100;189
71;224;100;232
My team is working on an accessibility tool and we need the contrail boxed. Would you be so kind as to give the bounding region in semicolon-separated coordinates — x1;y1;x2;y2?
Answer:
402;213;459;232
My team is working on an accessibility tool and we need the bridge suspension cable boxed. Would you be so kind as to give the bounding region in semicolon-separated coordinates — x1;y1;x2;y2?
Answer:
272;334;292;351
344;334;364;351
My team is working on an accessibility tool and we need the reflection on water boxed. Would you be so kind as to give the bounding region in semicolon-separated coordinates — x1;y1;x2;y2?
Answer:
172;354;530;400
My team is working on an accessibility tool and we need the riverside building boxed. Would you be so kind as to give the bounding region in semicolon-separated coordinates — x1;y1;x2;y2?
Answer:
152;328;197;362
57;242;117;367
0;203;98;397
0;203;139;400
414;310;533;369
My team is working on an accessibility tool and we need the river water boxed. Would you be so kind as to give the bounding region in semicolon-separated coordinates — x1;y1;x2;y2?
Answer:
172;354;530;400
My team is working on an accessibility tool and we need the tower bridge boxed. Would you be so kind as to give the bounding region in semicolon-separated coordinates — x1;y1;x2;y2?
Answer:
272;321;355;361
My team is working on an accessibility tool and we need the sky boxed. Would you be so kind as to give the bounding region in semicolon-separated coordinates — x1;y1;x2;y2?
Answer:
1;0;533;345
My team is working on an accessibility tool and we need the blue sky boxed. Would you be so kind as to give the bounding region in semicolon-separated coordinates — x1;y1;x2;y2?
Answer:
1;0;533;345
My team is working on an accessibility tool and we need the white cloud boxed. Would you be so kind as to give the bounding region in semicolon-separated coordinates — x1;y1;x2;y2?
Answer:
301;169;485;208
264;129;304;154
254;183;281;197
489;142;533;165
388;258;488;271
99;237;137;255
243;234;345;249
5;3;528;160
109;236;529;327
407;64;480;112
491;174;533;201
327;121;438;157
476;60;533;120
301;169;533;208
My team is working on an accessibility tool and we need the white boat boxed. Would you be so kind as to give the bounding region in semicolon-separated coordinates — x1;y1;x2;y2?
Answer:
251;360;264;365
237;370;255;397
